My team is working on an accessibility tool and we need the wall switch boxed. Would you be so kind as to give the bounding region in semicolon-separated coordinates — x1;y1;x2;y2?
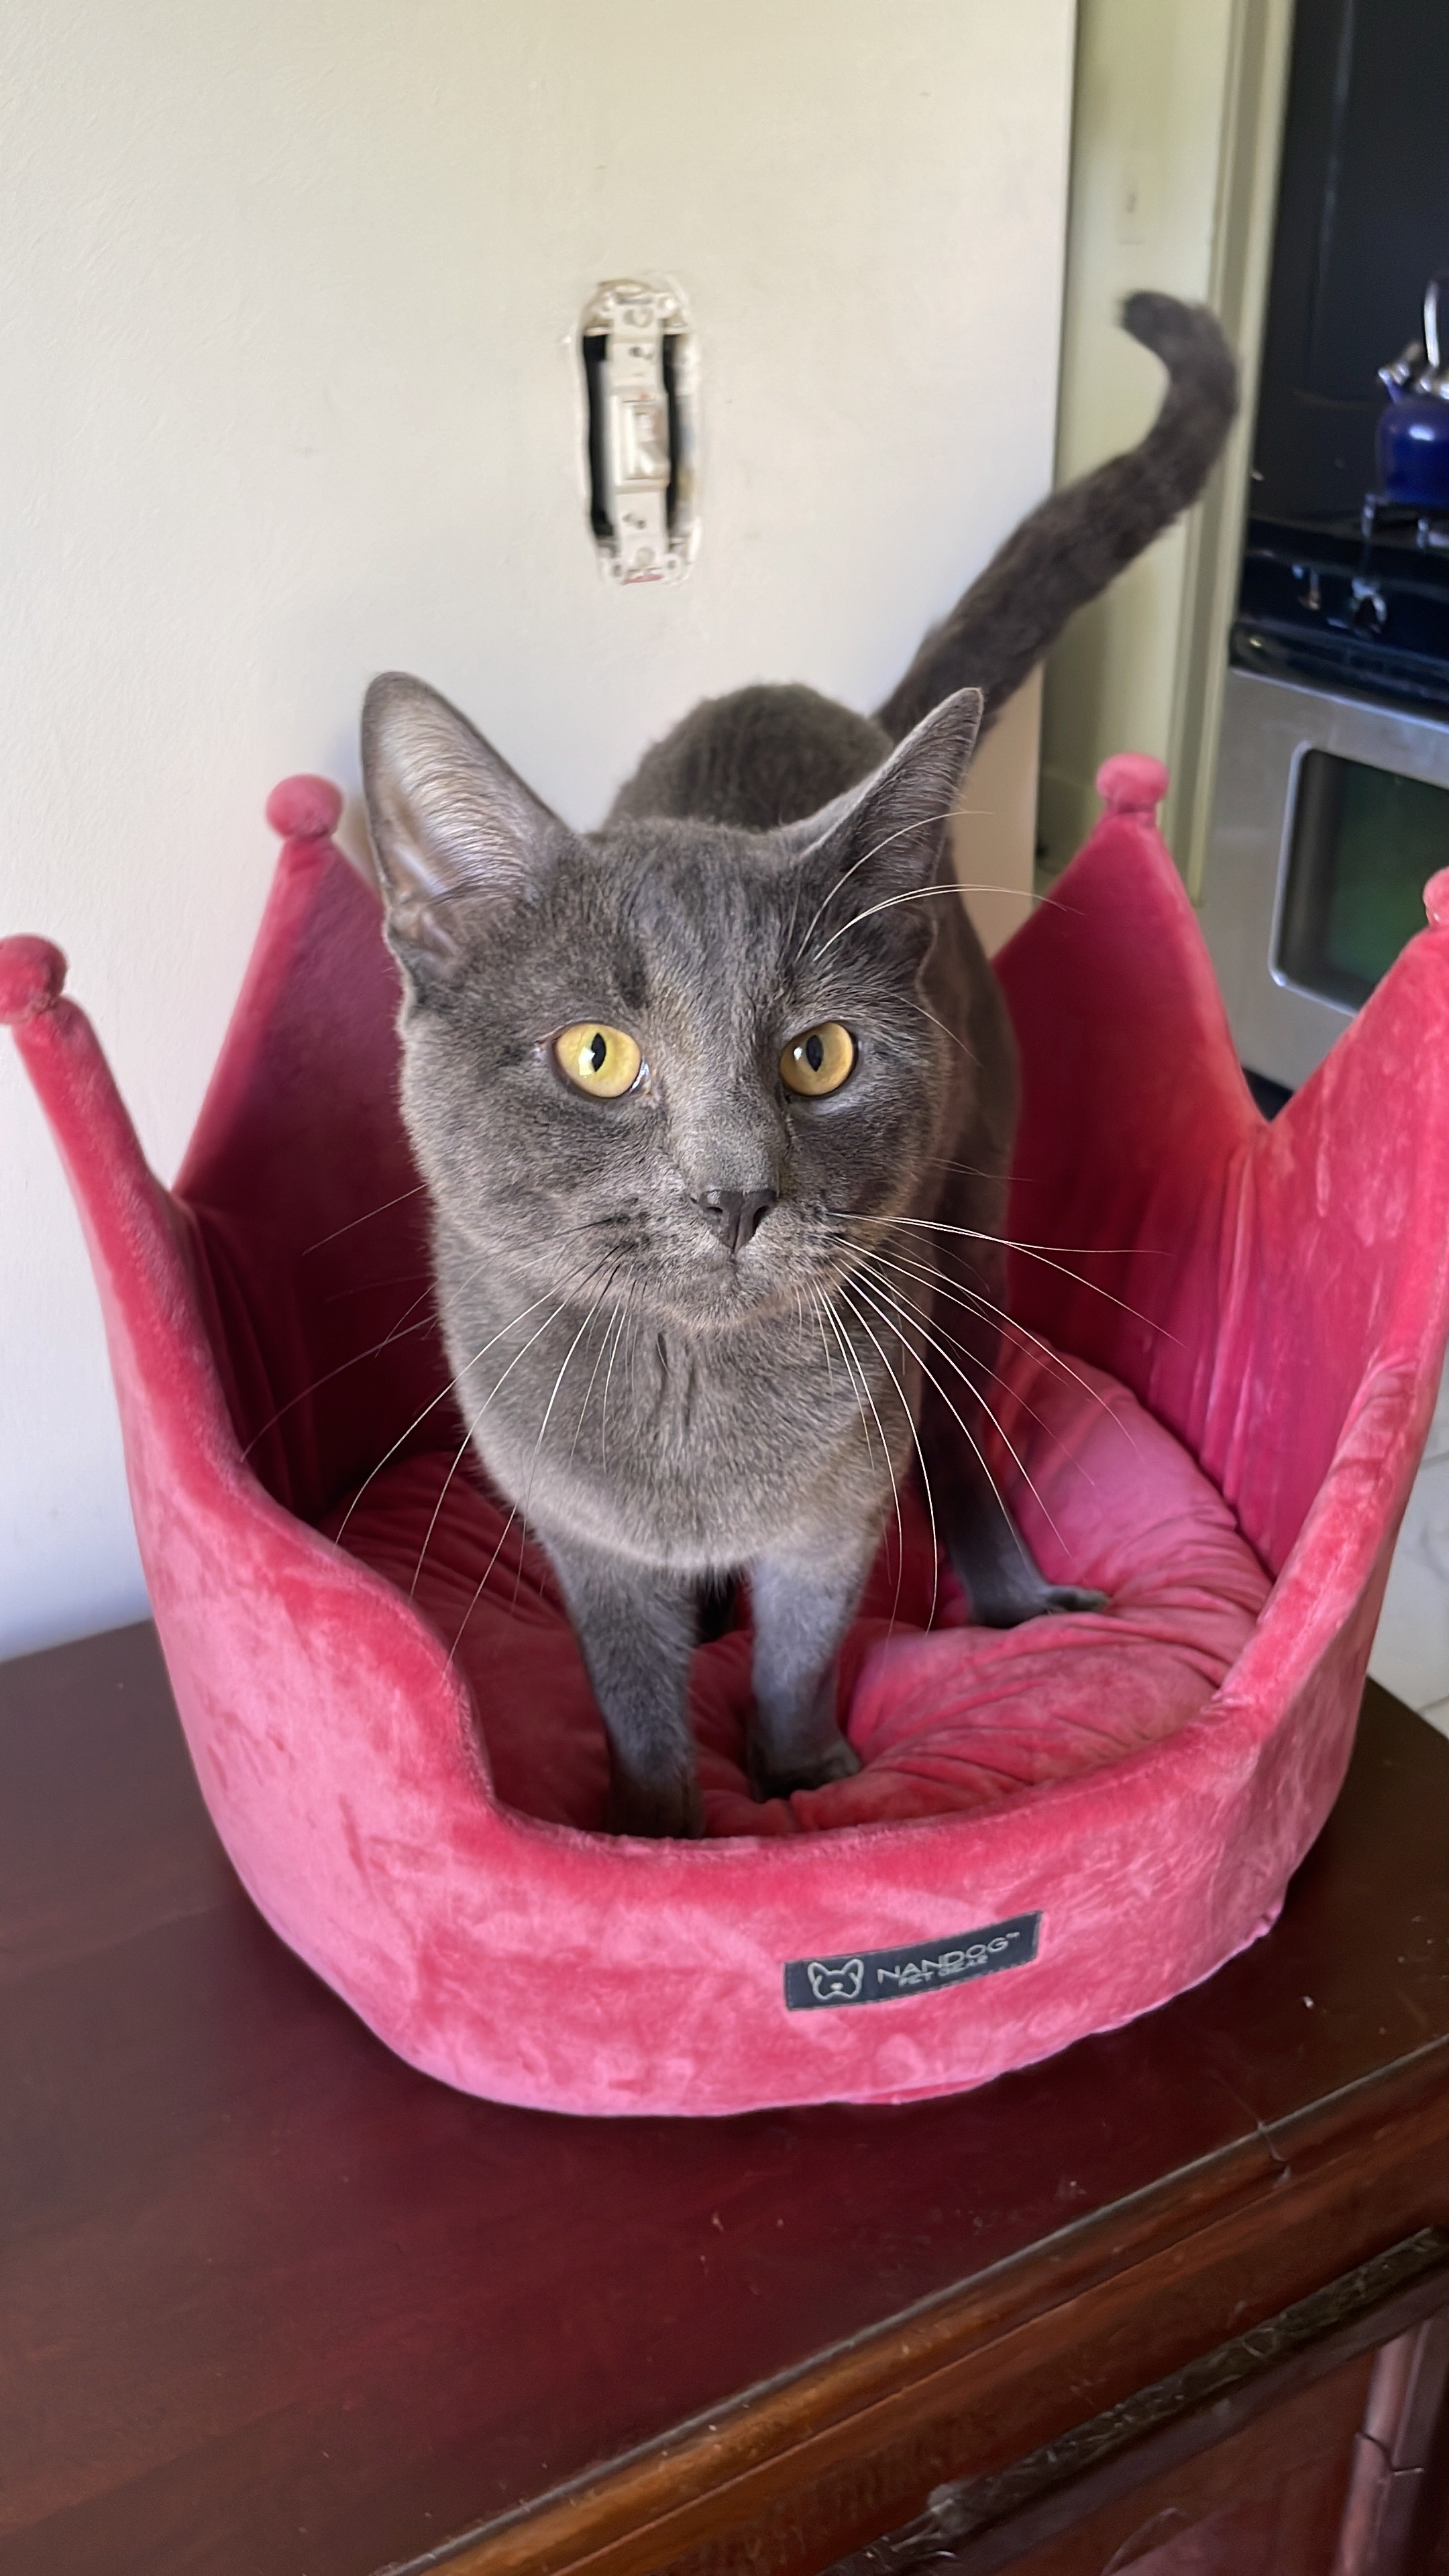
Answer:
580;280;698;585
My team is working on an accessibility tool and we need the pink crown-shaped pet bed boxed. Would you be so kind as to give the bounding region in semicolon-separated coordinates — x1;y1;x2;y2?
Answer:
7;754;1449;2116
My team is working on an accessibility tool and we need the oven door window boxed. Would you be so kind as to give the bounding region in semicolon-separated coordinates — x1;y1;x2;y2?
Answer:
1275;750;1449;1010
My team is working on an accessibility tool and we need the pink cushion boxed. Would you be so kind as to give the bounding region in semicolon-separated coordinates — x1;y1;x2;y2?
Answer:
7;756;1449;2116
324;1340;1269;1840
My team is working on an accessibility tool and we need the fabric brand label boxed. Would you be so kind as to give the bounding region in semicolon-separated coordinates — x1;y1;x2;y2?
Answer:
784;1913;1040;2010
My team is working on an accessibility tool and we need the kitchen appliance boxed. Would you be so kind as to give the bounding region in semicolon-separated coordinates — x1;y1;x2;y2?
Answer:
1201;663;1449;1097
1201;497;1449;1097
1377;277;1449;511
1199;0;1449;1100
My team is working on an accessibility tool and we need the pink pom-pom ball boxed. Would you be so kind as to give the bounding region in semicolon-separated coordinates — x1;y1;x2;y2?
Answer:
265;775;343;842
1096;753;1169;816
0;936;68;1026
1424;869;1449;932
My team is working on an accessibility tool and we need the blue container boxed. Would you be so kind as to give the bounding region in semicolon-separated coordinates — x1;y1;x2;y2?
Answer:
1377;279;1449;508
1377;392;1449;508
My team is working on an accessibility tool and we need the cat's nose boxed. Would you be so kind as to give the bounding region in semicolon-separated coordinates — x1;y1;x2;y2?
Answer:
697;1185;777;1254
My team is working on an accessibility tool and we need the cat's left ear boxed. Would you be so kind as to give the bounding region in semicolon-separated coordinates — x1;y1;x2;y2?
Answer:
790;685;983;933
362;672;563;973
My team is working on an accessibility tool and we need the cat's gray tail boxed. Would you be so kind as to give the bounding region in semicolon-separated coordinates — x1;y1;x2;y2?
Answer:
874;292;1238;743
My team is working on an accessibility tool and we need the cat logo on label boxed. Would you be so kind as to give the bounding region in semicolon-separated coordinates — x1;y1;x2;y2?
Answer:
806;1957;865;2004
785;1914;1041;2010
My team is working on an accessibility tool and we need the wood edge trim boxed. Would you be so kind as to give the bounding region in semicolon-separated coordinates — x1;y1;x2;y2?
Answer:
521;2123;1449;2576
827;2234;1449;2576
390;2041;1449;2576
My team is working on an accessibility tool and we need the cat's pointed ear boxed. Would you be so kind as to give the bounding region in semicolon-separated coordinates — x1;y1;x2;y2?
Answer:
792;686;983;926
362;673;560;968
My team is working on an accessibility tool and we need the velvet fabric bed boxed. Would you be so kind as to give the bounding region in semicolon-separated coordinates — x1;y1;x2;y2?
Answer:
5;753;1448;2115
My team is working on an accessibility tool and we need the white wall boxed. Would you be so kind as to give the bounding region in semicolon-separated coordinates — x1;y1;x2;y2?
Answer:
1037;0;1237;873
0;0;1075;1658
1036;0;1293;888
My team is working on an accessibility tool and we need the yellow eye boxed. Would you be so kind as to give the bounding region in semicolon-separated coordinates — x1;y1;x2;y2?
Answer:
554;1022;643;1097
780;1021;855;1097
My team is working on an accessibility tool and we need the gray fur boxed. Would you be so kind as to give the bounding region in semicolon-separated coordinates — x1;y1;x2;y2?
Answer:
877;293;1238;740
610;684;892;833
361;293;1236;1837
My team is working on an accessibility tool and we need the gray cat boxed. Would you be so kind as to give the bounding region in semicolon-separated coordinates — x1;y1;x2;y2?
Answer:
361;292;1236;1837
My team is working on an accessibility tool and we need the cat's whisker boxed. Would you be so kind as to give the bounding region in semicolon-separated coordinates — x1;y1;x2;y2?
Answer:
818;1286;907;1635
244;1210;614;1460
446;1502;521;1668
412;1428;484;1600
851;1241;1124;1452
598;1283;636;1474
814;885;1062;968
806;1282;835;1397
851;1250;1091;1481
333;1254;607;1554
301;1183;429;1257
240;1297;439;1458
833;1279;939;1633
902;995;977;1063
406;1271;612;1594
827;1209;1177;1342
814;1285;879;1472
508;1269;623;1612
321;1273;431;1303
849;1269;1070;1558
859;1242;1143;1458
814;1288;892;1627
782;838;811;959
903;1216;1173;1260
568;1269;629;1469
924;1153;1006;1179
791;807;961;960
847;1278;1057;1585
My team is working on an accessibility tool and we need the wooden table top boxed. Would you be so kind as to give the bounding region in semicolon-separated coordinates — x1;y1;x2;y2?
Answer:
2;1623;1448;2576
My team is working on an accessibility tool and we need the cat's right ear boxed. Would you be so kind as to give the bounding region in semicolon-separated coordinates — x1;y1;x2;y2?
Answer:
361;674;560;977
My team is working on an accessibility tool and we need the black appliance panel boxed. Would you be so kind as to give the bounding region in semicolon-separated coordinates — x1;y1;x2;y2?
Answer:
1253;0;1449;523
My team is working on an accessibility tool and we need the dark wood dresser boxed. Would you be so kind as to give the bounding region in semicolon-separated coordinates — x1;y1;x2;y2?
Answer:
2;1623;1446;2576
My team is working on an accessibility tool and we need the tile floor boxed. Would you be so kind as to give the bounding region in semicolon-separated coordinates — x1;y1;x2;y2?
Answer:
1367;1355;1449;1740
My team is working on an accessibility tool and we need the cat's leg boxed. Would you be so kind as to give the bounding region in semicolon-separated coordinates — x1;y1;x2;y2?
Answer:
917;1256;1107;1627
939;1467;1108;1626
543;1534;704;1838
919;910;1106;1625
747;1532;873;1798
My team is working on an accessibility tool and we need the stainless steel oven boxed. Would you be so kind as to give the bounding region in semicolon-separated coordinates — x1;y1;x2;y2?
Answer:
1201;0;1449;1097
1199;666;1449;1095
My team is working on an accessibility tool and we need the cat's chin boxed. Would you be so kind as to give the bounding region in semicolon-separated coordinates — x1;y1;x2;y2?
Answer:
646;1265;815;1334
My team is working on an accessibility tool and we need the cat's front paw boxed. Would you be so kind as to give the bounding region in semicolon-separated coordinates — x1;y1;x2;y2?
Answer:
608;1770;706;1840
749;1731;862;1801
975;1578;1110;1626
1038;1582;1110;1617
